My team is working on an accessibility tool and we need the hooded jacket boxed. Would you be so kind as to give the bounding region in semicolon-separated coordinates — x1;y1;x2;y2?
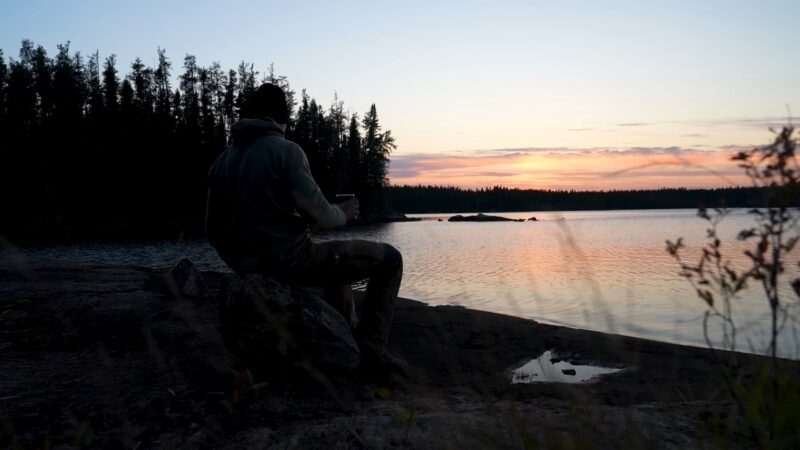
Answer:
205;117;345;273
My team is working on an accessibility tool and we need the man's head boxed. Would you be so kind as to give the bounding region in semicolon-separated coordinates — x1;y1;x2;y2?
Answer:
240;83;289;128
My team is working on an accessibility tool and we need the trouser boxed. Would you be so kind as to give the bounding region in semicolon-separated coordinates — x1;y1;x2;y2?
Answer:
274;239;403;357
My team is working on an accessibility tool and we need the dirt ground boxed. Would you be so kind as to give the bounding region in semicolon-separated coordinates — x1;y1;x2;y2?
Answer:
0;260;795;449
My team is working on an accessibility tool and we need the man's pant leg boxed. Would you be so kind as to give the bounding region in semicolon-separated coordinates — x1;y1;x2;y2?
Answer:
323;284;358;329
285;239;403;357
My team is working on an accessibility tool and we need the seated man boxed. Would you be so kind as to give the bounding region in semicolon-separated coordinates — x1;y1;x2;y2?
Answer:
205;83;405;375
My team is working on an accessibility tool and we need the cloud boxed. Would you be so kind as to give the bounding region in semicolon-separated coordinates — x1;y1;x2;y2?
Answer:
474;171;520;178
680;116;793;129
478;147;573;155
682;133;709;138
617;122;649;127
388;144;754;190
567;128;594;132
616;146;687;155
388;169;421;178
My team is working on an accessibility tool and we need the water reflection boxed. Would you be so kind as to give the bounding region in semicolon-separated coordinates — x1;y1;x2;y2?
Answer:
511;350;624;384
8;209;800;358
319;209;800;357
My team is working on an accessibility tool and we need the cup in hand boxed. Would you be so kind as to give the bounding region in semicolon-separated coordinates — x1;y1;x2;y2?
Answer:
336;194;355;203
336;194;359;220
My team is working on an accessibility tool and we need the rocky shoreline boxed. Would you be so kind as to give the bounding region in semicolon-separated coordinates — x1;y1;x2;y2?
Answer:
1;260;797;449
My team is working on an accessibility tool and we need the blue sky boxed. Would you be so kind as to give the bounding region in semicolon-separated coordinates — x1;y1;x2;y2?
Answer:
3;0;799;188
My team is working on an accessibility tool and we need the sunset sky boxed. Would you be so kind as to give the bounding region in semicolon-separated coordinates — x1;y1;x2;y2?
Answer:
3;0;798;190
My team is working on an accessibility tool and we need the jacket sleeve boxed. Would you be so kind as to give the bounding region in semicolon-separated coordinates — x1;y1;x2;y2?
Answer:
286;145;346;229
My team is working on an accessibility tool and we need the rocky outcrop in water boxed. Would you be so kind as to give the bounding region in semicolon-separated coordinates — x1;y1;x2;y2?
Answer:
448;213;524;222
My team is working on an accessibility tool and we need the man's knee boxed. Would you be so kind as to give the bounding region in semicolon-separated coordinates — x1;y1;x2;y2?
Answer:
381;243;403;272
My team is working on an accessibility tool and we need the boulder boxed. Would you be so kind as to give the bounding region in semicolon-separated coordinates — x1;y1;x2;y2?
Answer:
528;217;538;221
164;257;211;299
220;273;361;372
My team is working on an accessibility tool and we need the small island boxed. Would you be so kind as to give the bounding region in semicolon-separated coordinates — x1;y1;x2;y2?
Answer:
448;213;524;222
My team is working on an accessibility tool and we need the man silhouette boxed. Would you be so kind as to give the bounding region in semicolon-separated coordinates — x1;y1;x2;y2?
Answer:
205;83;406;376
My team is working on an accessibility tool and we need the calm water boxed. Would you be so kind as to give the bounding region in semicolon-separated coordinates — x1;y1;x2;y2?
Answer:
7;209;800;358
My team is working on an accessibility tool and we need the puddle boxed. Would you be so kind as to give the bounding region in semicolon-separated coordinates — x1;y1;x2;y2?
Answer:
511;350;623;384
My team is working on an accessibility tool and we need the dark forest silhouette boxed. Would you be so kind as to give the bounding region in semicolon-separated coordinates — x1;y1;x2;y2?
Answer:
0;40;395;242
0;40;781;243
385;185;772;214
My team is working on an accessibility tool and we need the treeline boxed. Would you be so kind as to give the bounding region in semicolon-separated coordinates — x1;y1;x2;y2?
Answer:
385;185;775;214
0;40;394;242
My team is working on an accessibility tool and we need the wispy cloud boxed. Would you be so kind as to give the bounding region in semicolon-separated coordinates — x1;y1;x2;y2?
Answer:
678;116;794;129
617;122;649;127
389;144;754;190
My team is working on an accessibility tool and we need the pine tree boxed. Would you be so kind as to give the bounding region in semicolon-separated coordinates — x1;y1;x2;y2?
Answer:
52;43;83;123
119;79;135;116
172;89;183;126
1;44;38;233
6;46;36;135
102;55;119;115
361;104;395;211
347;114;362;195
0;48;9;195
328;95;347;194
153;48;172;122
222;69;237;136
264;63;296;122
71;51;87;117
86;51;104;120
180;54;200;132
210;62;228;151
235;61;257;115
0;49;8;125
199;66;214;142
129;57;155;115
31;45;53;124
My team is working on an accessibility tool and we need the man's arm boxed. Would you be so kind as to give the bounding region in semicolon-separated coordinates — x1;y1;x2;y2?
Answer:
287;146;347;228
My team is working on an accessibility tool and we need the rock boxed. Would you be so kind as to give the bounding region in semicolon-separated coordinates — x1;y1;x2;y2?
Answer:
220;273;360;372
528;217;538;221
448;213;518;222
562;368;576;376
164;257;211;299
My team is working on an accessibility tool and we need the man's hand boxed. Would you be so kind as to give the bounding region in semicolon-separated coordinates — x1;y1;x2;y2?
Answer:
338;198;360;221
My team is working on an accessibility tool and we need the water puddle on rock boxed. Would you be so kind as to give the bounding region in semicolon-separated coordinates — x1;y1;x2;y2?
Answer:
511;350;623;384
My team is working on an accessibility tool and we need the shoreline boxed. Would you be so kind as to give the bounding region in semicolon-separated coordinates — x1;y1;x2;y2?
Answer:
2;238;792;361
1;261;798;448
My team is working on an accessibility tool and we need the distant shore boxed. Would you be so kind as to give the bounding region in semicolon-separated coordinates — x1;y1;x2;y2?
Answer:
2;260;798;448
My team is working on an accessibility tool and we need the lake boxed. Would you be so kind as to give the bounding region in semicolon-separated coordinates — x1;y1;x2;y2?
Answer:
8;208;800;358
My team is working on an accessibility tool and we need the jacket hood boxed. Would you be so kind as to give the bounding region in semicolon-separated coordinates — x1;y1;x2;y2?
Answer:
231;117;285;146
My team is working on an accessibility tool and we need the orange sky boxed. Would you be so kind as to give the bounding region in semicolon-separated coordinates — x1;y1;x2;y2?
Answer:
388;145;754;191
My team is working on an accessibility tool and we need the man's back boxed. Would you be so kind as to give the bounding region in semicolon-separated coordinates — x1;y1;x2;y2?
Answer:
206;117;344;273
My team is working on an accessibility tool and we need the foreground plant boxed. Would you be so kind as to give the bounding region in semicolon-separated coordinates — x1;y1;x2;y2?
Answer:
667;126;800;448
